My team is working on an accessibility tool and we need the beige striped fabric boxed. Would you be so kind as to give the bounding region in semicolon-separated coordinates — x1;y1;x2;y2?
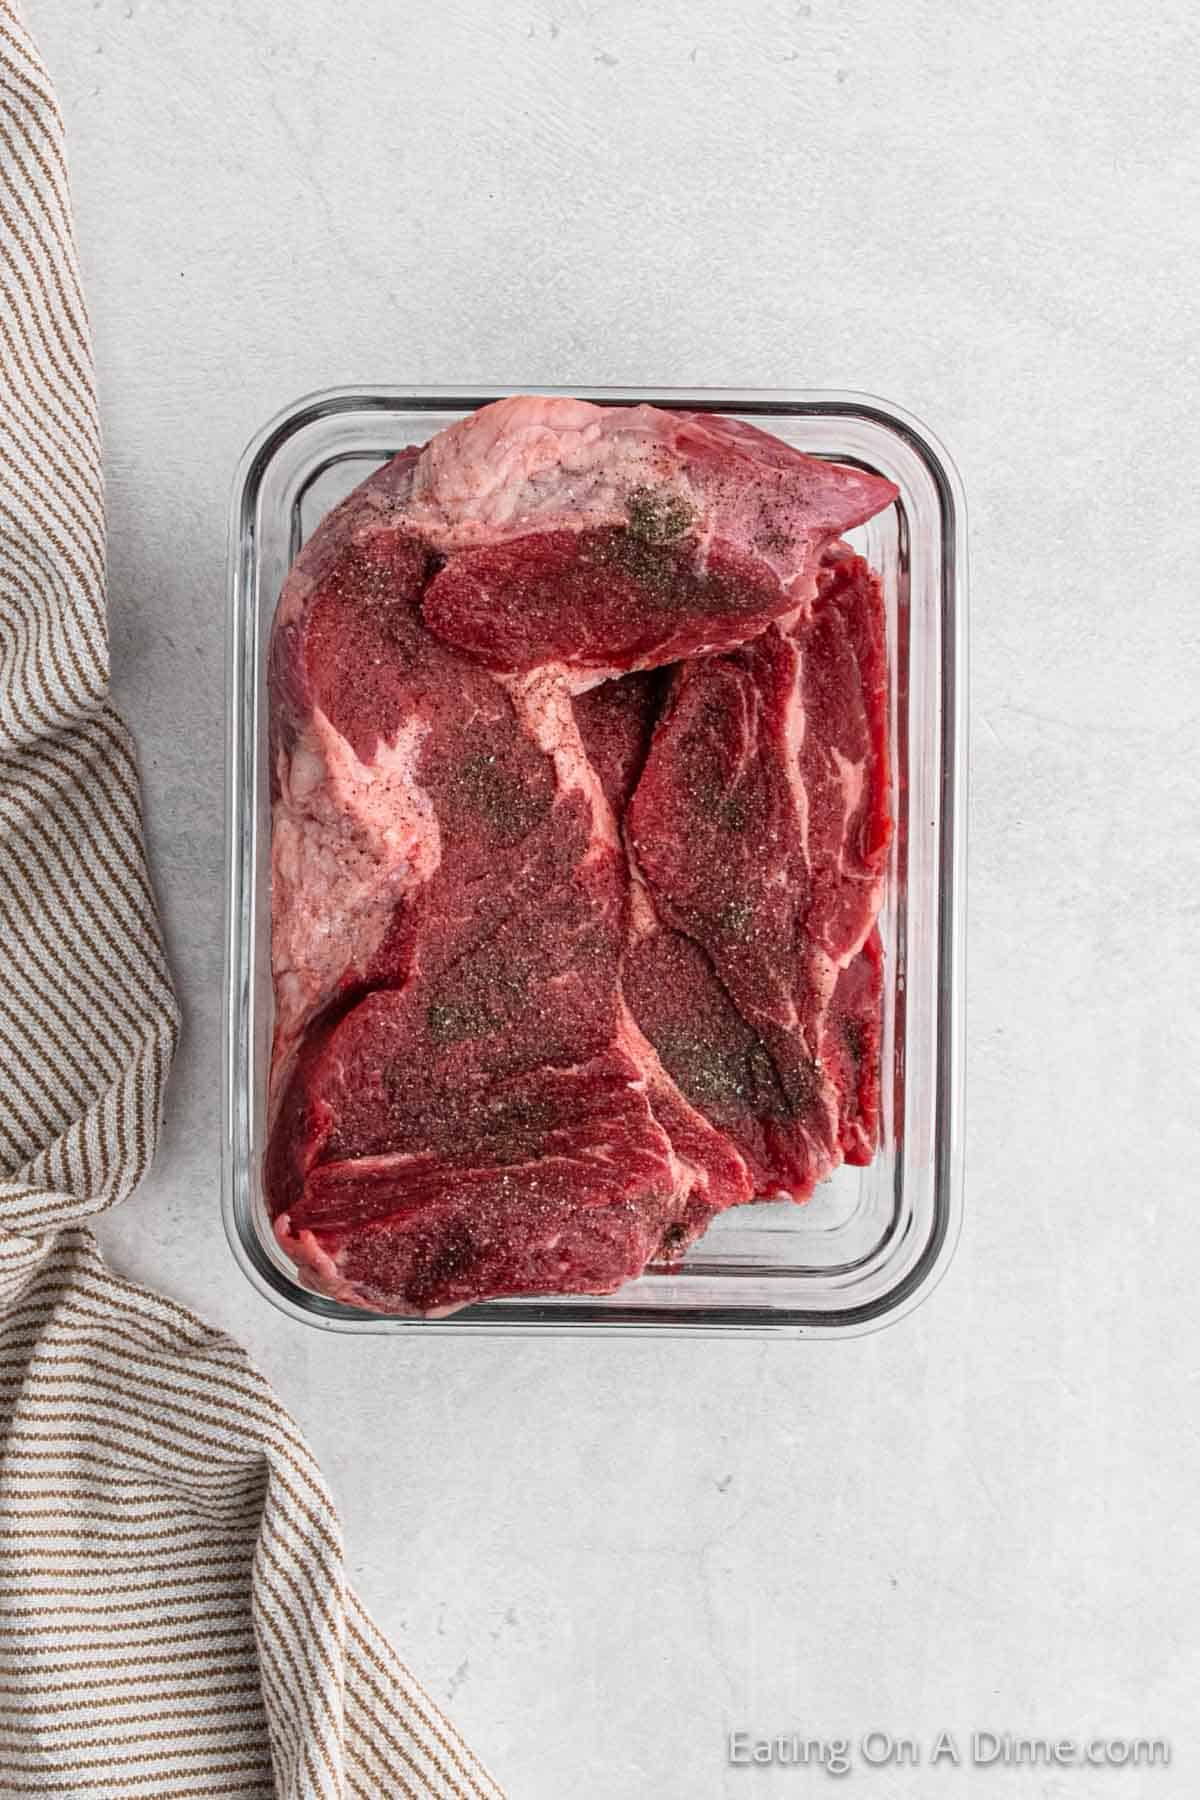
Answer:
0;8;504;1796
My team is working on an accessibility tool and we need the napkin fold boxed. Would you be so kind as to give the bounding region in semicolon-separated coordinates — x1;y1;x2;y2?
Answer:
0;7;503;1794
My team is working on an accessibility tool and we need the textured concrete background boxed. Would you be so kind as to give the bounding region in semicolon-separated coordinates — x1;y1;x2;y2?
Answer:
32;2;1200;1795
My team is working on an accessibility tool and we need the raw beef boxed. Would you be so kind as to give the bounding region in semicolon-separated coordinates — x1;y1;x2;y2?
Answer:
625;544;892;1199
627;624;836;1197
419;399;895;683
571;669;665;816
266;396;896;1314
822;927;885;1167
797;542;892;966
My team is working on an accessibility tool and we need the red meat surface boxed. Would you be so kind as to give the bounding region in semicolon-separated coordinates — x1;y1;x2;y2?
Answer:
571;670;665;816
625;543;892;1200
266;396;895;1314
822;927;886;1167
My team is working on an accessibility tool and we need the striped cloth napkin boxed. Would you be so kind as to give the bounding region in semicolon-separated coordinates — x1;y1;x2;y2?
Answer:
0;8;504;1796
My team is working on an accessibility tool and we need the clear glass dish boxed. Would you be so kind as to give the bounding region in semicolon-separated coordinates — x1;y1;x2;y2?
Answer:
223;387;966;1336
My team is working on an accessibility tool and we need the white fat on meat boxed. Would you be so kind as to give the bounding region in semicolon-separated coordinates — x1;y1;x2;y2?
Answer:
400;395;893;609
503;667;622;858
270;710;439;1081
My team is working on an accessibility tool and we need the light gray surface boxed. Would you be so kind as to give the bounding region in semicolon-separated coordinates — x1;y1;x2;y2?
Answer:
34;2;1199;1795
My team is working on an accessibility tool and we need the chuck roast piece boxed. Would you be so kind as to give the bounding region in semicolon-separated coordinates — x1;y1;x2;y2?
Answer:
418;399;895;681
267;396;895;1314
625;544;892;1198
